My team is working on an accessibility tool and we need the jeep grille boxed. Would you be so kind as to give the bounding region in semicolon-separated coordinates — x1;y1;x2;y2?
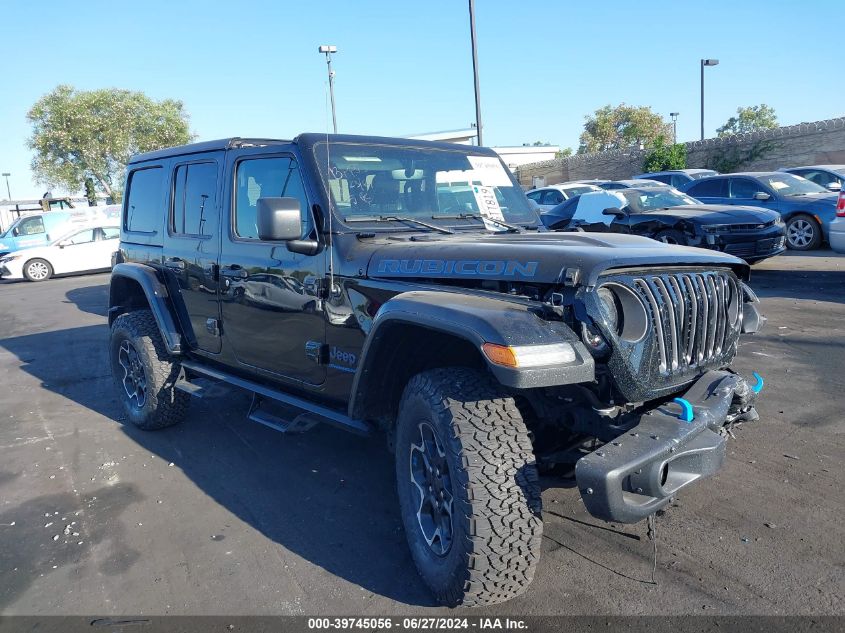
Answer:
631;271;741;375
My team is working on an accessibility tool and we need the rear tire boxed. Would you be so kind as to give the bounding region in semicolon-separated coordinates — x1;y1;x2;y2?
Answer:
109;310;189;430
785;214;821;250
23;258;53;282
395;368;542;607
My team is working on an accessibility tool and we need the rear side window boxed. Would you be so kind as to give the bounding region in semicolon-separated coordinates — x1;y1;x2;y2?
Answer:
125;167;164;233
648;174;672;185
234;157;312;240
686;178;725;198
171;162;217;236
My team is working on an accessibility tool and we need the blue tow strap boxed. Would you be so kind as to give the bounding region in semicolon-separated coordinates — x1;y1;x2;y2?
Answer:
672;397;694;423
750;372;764;393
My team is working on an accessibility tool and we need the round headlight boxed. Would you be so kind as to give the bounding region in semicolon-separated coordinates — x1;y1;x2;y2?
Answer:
597;286;619;332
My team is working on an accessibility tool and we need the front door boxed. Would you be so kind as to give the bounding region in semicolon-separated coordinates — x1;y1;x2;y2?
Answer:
162;153;223;354
218;151;326;386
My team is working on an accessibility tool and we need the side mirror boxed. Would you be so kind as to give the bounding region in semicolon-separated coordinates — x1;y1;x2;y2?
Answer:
256;197;302;241
826;182;842;192
753;192;771;201
602;207;627;219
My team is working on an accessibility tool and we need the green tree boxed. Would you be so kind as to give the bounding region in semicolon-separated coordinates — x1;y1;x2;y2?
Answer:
578;104;672;154
27;85;194;200
556;147;573;159
642;135;687;172
716;104;778;137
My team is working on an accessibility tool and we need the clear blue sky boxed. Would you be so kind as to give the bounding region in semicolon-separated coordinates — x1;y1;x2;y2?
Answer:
2;0;843;199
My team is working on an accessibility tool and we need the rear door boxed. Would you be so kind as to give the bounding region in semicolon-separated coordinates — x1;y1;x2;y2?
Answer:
161;153;224;354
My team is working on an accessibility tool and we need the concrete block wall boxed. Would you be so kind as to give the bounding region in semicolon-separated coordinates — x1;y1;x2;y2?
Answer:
516;117;845;187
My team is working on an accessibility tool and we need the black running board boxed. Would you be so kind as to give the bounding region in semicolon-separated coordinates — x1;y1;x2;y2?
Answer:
180;360;371;436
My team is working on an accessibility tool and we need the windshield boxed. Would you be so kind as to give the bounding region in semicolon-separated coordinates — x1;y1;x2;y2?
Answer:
0;218;22;238
758;173;828;196
619;189;700;212
313;142;538;229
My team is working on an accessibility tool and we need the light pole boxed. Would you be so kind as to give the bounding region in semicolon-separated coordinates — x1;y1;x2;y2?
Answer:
318;45;338;134
468;0;483;146
700;59;719;140
670;112;679;144
1;173;10;201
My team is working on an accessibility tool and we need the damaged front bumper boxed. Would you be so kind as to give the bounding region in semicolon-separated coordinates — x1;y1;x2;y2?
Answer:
575;370;758;524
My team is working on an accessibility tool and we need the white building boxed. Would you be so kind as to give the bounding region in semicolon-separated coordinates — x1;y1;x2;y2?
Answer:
406;129;560;172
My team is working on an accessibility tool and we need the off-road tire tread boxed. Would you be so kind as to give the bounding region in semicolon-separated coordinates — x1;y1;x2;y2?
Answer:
397;368;542;607
111;310;188;430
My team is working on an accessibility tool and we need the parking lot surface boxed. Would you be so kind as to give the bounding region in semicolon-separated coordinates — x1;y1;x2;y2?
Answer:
0;252;843;615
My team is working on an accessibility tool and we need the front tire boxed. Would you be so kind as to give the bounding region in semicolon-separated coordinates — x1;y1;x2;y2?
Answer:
654;229;688;245
109;310;189;430
785;214;821;250
395;368;542;607
23;258;53;282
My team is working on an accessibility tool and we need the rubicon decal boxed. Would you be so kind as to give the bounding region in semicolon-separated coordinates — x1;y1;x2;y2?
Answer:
376;259;539;278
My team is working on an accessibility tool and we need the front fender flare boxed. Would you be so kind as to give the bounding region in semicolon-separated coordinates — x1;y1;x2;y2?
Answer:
349;290;594;416
110;263;184;354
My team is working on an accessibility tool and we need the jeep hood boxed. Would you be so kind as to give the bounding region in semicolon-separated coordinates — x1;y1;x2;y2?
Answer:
365;231;748;286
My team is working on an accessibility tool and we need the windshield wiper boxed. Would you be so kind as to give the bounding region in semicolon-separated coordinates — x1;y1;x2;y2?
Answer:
431;213;522;233
344;215;454;234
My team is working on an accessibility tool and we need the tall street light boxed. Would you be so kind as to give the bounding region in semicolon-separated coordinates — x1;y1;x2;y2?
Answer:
1;173;10;201
318;45;338;134
468;0;483;146
670;112;679;144
700;59;719;140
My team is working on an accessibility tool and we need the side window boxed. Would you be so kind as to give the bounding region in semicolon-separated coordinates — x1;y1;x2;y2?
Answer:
17;217;45;236
125;167;164;233
101;227;120;240
65;229;96;245
234;157;313;240
801;171;831;187
171;162;217;236
526;191;542;202
729;178;759;199
686;178;725;198
540;190;563;205
671;175;687;188
649;175;670;185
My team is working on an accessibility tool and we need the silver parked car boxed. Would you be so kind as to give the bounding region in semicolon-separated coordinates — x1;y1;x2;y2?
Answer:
778;165;845;192
830;190;845;253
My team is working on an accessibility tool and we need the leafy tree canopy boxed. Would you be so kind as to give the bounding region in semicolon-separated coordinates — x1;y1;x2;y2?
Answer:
578;104;672;154
27;85;194;200
642;135;687;172
716;104;778;137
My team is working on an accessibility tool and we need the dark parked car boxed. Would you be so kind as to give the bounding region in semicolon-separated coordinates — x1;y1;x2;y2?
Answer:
634;169;719;188
681;172;839;250
541;187;786;263
778;165;845;192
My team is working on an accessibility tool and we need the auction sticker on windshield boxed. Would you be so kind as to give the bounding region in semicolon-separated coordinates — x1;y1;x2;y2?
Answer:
472;185;506;221
467;156;512;186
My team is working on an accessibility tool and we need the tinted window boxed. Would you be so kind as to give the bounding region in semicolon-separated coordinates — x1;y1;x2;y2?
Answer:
16;216;45;236
125;167;164;233
526;191;542;202
235;157;312;240
686;178;725;198
172;162;217;236
648;174;672;185
729;178;760;199
670;175;688;188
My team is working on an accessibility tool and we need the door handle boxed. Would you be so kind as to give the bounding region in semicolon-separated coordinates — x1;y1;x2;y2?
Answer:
164;258;186;271
221;266;248;279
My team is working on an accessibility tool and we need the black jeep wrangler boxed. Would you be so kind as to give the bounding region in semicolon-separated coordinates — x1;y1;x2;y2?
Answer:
108;134;764;607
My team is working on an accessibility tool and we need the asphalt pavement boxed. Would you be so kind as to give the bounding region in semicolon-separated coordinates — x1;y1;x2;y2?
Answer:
0;252;843;615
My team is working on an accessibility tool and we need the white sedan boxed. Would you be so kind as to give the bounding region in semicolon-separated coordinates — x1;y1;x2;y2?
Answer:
0;225;119;282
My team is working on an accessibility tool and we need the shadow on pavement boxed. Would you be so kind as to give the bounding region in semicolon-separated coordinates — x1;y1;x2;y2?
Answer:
64;284;110;317
0;324;436;607
750;265;845;303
